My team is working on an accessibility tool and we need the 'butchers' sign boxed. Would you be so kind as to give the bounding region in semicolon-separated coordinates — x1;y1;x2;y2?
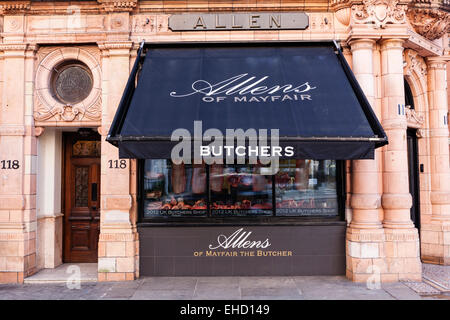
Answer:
168;12;309;31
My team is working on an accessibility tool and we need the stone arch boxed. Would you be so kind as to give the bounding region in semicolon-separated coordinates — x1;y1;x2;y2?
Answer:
403;48;433;228
33;47;102;126
403;49;428;128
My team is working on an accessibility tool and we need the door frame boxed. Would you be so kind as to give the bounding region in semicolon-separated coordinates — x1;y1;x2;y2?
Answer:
62;130;101;263
407;128;421;230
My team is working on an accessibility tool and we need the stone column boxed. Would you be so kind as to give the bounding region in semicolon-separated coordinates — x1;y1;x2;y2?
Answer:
0;43;37;283
380;39;421;281
97;42;137;281
346;39;386;282
421;57;450;265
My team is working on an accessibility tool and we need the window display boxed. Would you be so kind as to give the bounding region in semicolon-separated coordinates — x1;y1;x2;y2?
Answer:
142;159;340;218
275;160;338;216
143;160;207;217
210;164;273;216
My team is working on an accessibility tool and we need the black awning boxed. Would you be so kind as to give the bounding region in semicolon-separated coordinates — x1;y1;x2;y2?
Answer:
107;41;387;160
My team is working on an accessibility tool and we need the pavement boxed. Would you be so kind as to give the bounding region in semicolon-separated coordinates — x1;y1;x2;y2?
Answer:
1;275;449;300
0;262;448;300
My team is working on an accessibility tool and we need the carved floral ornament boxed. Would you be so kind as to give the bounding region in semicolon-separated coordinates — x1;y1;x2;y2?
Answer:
403;49;427;78
33;47;102;125
406;7;450;41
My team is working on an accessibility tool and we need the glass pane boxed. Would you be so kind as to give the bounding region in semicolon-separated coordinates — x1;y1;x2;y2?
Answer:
210;164;273;216
275;160;338;216
75;166;89;207
73;140;101;157
143;160;207;217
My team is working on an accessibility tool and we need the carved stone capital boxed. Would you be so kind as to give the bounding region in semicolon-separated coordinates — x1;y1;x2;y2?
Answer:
426;56;448;69
348;38;376;51
0;1;30;15
380;38;405;50
351;0;408;28
98;0;137;12
407;1;450;41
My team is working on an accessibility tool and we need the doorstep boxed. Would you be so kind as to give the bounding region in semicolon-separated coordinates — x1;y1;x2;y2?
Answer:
24;263;98;284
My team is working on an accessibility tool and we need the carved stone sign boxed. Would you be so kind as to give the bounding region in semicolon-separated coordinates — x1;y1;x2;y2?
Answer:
168;12;309;31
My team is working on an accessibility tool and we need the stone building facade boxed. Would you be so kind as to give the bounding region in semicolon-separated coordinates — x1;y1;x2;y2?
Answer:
0;0;448;283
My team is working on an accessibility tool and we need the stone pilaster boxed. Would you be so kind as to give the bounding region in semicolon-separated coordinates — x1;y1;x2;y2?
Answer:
0;43;37;283
346;39;386;283
380;38;421;281
97;41;138;282
421;57;450;265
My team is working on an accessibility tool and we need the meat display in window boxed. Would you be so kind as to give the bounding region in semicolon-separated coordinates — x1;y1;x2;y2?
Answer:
191;163;206;194
250;203;272;209
192;199;207;210
171;163;186;194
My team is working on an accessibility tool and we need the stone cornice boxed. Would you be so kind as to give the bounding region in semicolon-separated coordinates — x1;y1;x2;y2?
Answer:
0;43;28;52
0;1;30;15
97;0;137;12
405;29;444;57
98;41;133;50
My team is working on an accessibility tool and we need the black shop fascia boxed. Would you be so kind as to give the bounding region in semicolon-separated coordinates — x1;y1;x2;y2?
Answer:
106;41;387;276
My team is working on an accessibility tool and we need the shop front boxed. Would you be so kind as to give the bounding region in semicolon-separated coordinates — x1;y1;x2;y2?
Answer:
0;0;448;284
107;41;387;276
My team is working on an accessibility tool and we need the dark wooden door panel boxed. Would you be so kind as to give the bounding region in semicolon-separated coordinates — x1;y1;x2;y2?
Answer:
64;132;101;263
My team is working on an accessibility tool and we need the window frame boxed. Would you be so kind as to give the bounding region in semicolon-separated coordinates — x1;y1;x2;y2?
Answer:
137;159;346;225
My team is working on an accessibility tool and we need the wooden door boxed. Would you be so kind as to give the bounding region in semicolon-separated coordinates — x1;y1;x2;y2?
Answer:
64;132;101;262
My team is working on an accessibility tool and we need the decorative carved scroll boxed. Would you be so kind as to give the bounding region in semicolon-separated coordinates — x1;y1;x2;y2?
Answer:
407;6;450;41
405;105;425;129
404;49;427;78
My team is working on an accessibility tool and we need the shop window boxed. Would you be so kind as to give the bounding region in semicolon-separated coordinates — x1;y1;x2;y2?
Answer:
210;164;273;216
141;159;341;220
72;140;101;157
143;160;207;217
275;160;338;216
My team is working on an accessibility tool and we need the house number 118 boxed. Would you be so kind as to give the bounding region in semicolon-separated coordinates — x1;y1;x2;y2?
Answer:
1;160;20;169
108;159;127;169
